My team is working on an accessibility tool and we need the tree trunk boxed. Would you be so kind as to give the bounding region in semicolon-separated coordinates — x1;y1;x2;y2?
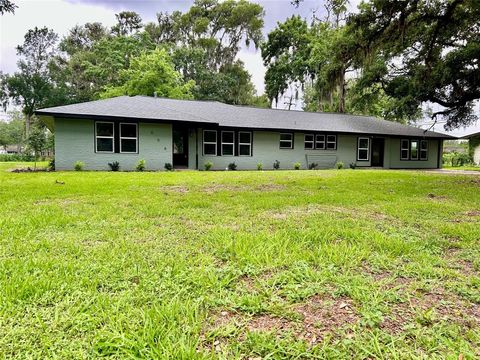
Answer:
338;67;346;113
25;113;31;139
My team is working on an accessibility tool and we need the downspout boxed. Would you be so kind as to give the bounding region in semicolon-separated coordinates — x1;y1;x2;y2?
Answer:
196;128;199;170
437;139;443;168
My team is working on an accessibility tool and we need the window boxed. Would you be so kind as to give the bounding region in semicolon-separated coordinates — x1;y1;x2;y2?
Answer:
410;140;419;160
203;130;217;155
420;140;428;160
120;123;138;153
304;134;314;149
95;122;114;153
315;134;325;149
238;131;252;156
357;137;370;161
221;131;234;156
401;139;409;160
326;135;337;150
280;133;293;149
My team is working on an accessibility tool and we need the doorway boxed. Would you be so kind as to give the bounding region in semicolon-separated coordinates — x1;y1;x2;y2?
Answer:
172;127;189;168
371;138;385;167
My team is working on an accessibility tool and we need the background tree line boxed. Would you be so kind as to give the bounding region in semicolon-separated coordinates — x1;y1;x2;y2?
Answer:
0;0;478;153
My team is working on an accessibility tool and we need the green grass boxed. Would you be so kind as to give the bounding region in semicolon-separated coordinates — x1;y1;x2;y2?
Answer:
1;162;479;359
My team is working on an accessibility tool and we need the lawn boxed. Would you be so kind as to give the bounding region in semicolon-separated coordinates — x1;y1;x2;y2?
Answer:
0;163;479;359
443;165;480;172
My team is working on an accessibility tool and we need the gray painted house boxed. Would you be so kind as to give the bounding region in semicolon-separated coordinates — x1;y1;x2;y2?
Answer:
464;132;480;165
36;96;452;171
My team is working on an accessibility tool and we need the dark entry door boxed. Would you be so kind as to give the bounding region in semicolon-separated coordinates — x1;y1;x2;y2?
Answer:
173;128;188;167
371;138;385;167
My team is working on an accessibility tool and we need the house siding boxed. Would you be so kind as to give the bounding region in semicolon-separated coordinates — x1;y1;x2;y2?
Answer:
55;118;172;170
54;118;443;171
388;138;440;169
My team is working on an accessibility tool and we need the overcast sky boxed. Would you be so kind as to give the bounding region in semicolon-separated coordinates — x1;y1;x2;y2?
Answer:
0;0;478;136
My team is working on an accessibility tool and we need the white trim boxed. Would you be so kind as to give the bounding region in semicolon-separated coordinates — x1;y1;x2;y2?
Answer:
315;134;325;150
221;130;235;156
304;134;314;149
357;137;370;161
95;121;114;153
279;133;293;149
238;131;252;156
119;122;138;154
203;129;217;156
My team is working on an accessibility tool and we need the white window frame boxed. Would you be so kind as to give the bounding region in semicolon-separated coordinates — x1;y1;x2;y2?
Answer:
221;130;235;156
410;139;419;160
304;134;314;150
238;131;252;156
401;139;410;160
279;133;293;149
326;135;337;150
420;140;428;160
203;130;217;156
95;121;114;153
315;134;325;150
357;137;370;161
119;122;138;154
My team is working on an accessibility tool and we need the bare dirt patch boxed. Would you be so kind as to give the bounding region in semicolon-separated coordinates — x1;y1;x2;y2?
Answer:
202;295;359;349
427;193;448;200
381;288;480;334
444;248;477;276
161;185;189;194
200;183;286;194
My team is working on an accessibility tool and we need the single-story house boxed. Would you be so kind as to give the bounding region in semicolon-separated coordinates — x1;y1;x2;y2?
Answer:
36;95;453;171
463;131;480;165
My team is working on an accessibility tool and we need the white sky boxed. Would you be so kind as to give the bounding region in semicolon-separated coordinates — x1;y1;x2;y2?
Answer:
0;0;479;136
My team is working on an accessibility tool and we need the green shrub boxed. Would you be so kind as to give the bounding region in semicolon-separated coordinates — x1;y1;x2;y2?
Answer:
308;162;318;170
204;161;213;171
349;162;357;169
443;151;472;167
228;162;237;171
74;161;84;171
164;163;173;171
0;153;35;162
256;162;263;170
273;160;280;170
108;161;120;171
336;161;344;169
136;159;146;171
48;158;55;171
293;162;301;170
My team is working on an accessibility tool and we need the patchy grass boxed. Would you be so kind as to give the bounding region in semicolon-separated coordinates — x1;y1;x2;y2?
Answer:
0;163;479;359
443;165;480;172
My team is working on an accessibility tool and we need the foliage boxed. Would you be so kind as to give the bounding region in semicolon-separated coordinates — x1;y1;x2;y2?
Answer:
48;158;55;171
335;161;344;169
164;162;173;171
308;162;318;170
273;160;280;170
442;151;473;167
108;161;120;171
347;0;480;130
0;167;479;357
227;162;237;171
349;162;356;169
26;124;46;169
256;162;263;170
0;153;34;162
136;159;146;172
111;11;143;36
101;48;194;99
0;112;24;150
293;162;301;170
204;161;213;171
74;161;84;171
0;0;17;15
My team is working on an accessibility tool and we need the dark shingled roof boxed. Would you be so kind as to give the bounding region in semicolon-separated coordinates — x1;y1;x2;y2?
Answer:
36;95;453;138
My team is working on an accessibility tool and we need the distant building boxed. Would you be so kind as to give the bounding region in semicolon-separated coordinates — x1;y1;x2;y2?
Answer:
463;132;480;165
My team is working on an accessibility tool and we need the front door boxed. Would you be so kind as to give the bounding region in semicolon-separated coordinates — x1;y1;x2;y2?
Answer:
371;138;385;167
172;127;188;167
